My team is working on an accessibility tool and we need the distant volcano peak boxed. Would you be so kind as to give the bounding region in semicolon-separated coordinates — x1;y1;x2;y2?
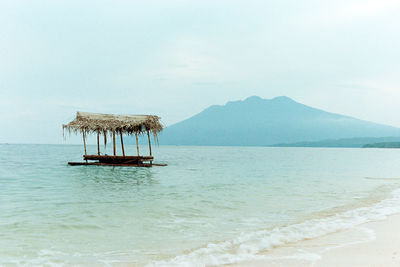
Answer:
158;96;400;146
244;95;294;103
244;95;263;101
272;96;294;102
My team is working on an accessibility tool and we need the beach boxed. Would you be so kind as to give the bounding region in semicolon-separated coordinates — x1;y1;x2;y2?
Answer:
232;213;400;267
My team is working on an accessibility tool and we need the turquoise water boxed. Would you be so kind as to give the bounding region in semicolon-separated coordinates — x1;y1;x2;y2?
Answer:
1;144;400;265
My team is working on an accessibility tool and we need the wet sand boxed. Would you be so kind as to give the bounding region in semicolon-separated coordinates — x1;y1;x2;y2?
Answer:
231;213;400;267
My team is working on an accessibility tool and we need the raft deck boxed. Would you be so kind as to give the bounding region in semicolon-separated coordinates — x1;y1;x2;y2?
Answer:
68;155;167;167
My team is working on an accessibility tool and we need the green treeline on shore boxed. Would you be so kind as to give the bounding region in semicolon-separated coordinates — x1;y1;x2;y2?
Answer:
363;142;400;148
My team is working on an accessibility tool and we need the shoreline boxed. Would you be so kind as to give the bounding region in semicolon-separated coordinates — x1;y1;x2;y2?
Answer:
231;213;400;266
151;188;400;266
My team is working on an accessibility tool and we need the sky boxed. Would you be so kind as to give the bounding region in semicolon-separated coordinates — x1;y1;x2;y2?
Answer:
1;0;400;144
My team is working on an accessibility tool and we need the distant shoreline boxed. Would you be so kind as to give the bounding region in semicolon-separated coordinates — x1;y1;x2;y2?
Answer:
1;142;400;149
271;137;400;149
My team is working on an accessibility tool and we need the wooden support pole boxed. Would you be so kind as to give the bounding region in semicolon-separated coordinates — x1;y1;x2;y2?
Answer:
83;131;87;156
147;130;152;156
120;130;125;156
83;131;87;163
135;131;140;157
97;131;100;155
147;130;152;165
103;131;107;148
113;131;116;156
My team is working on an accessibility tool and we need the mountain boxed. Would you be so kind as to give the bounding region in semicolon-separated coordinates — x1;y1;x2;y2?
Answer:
272;137;400;148
158;96;400;146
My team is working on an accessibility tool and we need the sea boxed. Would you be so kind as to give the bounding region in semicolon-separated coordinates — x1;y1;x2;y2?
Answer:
1;144;400;266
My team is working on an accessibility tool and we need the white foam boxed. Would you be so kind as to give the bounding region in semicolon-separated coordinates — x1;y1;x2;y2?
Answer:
148;188;400;267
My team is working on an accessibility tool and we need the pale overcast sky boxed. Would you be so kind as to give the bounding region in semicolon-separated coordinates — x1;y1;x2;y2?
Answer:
1;0;400;144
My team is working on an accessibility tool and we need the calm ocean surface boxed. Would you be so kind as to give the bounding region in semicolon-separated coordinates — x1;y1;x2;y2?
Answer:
1;144;400;266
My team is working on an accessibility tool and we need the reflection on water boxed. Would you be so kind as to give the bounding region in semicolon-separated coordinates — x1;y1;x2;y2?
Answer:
73;166;157;186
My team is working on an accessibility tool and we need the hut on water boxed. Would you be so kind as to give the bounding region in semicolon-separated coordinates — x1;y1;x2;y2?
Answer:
63;112;164;167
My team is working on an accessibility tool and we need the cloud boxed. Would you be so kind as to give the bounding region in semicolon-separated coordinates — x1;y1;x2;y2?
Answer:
353;70;400;94
339;0;400;19
298;0;400;29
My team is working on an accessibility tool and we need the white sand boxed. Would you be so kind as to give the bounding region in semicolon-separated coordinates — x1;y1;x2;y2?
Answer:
230;213;400;267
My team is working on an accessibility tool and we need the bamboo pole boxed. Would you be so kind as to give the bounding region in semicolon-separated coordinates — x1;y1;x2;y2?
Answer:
103;130;107;148
113;131;116;156
147;130;152;156
97;131;100;155
120;130;125;156
135;131;140;157
83;131;87;163
83;131;87;156
147;130;152;165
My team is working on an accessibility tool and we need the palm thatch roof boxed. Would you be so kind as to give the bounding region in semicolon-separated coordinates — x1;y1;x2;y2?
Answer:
63;112;163;136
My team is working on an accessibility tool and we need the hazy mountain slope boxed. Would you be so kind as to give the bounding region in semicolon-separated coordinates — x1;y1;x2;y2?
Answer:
158;96;400;146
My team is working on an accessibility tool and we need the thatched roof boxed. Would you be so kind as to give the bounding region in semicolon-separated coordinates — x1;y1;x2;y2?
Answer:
63;112;163;136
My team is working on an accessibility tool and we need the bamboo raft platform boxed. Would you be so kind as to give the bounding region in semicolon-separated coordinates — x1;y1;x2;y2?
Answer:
69;160;167;167
63;112;166;167
68;155;166;167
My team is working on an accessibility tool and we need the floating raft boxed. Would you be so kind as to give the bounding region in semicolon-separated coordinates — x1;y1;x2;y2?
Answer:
63;112;166;167
68;155;167;167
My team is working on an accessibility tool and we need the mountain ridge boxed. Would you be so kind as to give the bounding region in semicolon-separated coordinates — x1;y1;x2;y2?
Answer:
156;96;400;146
